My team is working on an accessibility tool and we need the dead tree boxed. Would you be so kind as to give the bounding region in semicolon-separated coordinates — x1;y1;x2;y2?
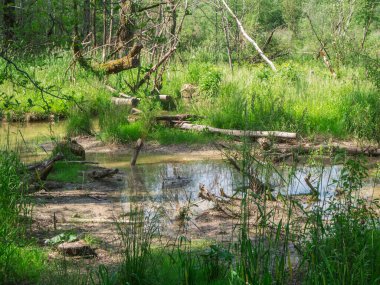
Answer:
220;0;277;71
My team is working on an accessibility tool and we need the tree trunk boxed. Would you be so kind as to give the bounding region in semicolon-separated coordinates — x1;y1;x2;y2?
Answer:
96;43;142;73
221;0;277;72
102;0;107;62
4;0;16;43
91;0;97;47
83;0;91;37
108;0;114;55
117;0;135;57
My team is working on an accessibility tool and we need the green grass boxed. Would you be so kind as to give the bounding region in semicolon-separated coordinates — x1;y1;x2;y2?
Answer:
161;60;379;142
47;161;88;183
2;51;379;142
0;150;46;284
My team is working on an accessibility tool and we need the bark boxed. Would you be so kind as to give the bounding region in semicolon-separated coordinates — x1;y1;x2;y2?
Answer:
102;0;107;62
95;43;142;73
28;153;64;181
221;0;276;72
3;0;16;42
178;123;297;139
117;0;135;56
319;49;336;77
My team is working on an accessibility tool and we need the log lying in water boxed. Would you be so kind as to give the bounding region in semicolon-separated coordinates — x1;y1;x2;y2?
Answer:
178;123;297;139
198;184;239;217
28;153;64;181
89;168;119;179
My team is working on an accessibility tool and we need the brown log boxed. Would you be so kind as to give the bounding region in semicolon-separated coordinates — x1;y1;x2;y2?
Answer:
89;168;119;179
131;138;144;166
178;123;297;139
95;43;143;74
28;153;64;181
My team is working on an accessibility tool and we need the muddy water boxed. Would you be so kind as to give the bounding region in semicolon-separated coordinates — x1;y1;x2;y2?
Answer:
2;122;379;204
90;152;379;211
0;121;67;162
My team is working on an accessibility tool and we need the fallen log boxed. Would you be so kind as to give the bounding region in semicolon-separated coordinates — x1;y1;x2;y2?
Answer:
111;97;140;107
178;123;297;139
94;43;143;74
89;168;119;179
28;153;64;181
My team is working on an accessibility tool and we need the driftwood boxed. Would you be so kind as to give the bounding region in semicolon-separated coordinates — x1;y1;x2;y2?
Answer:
198;184;239;217
28;153;64;181
131;138;143;166
178;123;297;139
89;168;119;179
304;174;319;197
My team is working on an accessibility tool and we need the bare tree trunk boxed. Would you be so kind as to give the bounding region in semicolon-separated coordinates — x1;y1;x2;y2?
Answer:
102;0;107;62
108;0;114;55
4;0;16;43
221;0;276;72
83;0;91;37
117;0;135;57
221;11;233;71
73;0;79;37
92;0;97;48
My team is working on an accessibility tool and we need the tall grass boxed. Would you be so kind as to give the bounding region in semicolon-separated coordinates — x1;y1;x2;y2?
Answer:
102;143;379;284
161;60;379;142
0;150;45;283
